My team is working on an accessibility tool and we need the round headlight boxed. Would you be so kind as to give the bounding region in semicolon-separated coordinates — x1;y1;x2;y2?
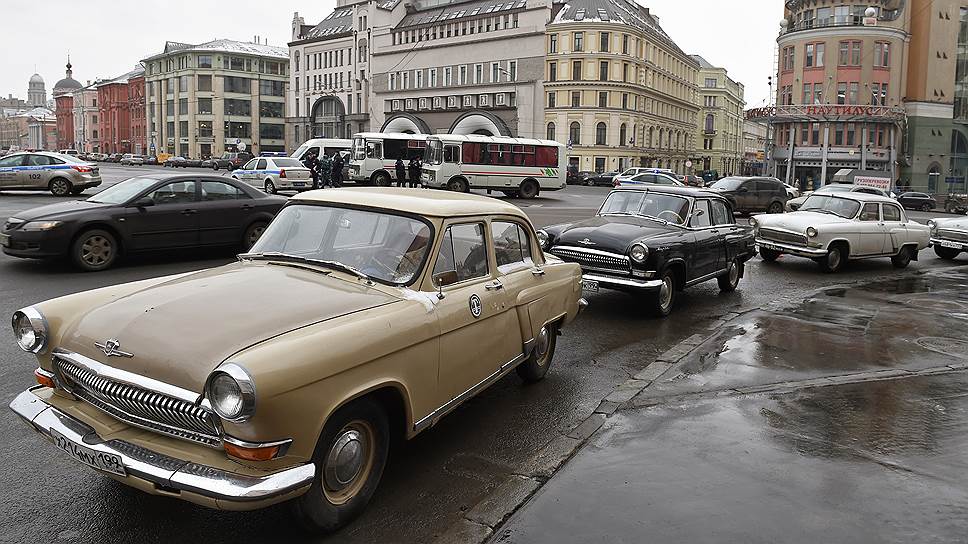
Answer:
748;217;758;228
629;243;648;263
536;229;551;250
12;307;48;353
927;219;937;232
806;227;818;238
207;363;256;422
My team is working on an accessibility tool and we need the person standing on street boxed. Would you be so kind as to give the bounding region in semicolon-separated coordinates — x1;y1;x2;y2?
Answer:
319;153;332;188
408;157;421;188
395;157;406;188
304;152;320;190
331;152;344;188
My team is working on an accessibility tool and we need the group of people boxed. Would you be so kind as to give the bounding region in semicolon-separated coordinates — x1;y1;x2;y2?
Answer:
303;152;346;190
395;157;423;188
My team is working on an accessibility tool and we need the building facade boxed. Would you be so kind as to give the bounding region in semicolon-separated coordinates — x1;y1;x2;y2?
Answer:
143;39;289;158
72;86;100;154
97;66;146;154
28;74;46;108
53;60;83;150
545;0;700;174
288;5;371;147
691;55;745;177
128;74;147;154
742;119;768;175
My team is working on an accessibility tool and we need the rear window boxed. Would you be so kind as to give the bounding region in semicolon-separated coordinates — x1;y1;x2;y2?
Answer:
710;177;745;190
272;158;304;168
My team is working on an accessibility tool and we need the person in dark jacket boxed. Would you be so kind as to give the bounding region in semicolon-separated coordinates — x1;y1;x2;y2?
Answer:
331;152;344;188
318;153;332;188
304;152;320;189
394;157;406;187
408;157;421;188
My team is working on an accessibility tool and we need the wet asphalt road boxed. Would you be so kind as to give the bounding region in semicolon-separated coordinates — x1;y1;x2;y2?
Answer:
1;166;967;543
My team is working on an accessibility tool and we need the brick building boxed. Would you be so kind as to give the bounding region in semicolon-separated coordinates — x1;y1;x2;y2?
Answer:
97;66;146;154
52;60;83;150
128;74;147;154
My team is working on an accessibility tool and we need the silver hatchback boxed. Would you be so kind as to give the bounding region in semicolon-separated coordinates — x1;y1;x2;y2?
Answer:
0;151;102;196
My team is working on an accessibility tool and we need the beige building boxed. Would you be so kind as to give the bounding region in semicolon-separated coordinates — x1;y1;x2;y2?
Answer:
143;39;289;158
72;85;100;154
743;118;768;175
690;55;744;177
545;0;699;174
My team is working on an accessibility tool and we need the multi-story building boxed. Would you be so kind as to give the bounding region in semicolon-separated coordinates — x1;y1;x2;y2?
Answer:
98;66;145;154
365;0;548;139
545;0;700;174
27;73;46;108
288;5;371;145
742;119;769;175
128;73;147;154
72;84;100;154
53;60;83;150
691;55;745;177
143;39;289;158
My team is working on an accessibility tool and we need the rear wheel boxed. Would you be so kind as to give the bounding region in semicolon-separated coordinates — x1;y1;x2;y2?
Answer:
818;243;847;273
71;229;118;271
759;248;781;262
212;163;220;171
447;177;469;193
292;398;389;534
49;178;72;197
264;180;276;194
921;203;933;212
935;245;961;260
767;201;783;214
586;179;595;186
946;201;959;214
646;270;677;317
243;221;268;250
717;259;741;292
519;179;539;199
516;324;558;383
891;246;914;269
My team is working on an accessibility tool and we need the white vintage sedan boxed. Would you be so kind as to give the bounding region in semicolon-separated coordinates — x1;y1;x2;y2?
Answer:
751;192;930;272
928;216;968;260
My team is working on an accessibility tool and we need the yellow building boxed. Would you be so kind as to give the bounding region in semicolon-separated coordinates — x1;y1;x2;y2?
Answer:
544;0;699;175
691;55;745;177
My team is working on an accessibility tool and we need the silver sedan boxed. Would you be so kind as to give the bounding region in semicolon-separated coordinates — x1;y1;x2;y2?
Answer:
0;151;102;196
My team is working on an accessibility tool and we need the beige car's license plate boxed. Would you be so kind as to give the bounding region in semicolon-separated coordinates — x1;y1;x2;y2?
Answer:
50;429;126;476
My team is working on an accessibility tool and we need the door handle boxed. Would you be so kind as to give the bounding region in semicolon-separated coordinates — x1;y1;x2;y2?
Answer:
181;209;197;215
531;267;545;276
485;280;504;291
241;204;252;210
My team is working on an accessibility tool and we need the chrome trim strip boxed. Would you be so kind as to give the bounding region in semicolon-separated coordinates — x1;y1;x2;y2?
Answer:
684;268;729;287
413;351;529;433
53;349;201;404
552;245;630;259
9;389;315;504
582;273;665;289
755;238;828;257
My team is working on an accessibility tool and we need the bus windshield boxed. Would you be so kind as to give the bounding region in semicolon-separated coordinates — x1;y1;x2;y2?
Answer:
352;137;366;161
425;140;443;165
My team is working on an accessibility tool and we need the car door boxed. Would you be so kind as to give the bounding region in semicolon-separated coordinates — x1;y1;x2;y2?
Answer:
711;199;746;263
433;221;521;403
122;180;200;250
856;202;885;255
736;180;756;210
236;158;257;184
489;219;544;348
196;180;250;246
0;154;25;188
254;158;268;182
688;200;725;278
880;202;907;254
21;154;54;188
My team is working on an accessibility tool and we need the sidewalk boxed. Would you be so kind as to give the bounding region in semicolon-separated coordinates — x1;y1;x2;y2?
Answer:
491;269;968;543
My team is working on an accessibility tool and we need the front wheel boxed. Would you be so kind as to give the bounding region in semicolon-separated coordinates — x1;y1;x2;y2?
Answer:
946;202;958;214
71;229;118;271
516;324;558;383
921;203;933;212
717;259;741;292
646;270;677;317
264;180;276;194
292;398;389;534
212;163;219;171
818;244;847;273
519;179;539;199
891;246;914;269
586;180;595;186
446;177;469;193
372;172;390;187
935;245;961;260
759;248;781;262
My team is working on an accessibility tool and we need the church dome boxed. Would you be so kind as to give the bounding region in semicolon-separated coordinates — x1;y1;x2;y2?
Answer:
29;73;44;84
53;61;82;95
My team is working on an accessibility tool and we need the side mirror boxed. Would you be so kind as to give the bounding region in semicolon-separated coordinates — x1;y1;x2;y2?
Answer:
433;270;458;288
736;186;749;193
132;196;154;208
693;208;705;217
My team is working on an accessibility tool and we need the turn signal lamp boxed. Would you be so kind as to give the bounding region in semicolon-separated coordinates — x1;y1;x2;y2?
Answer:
224;441;281;461
34;368;55;388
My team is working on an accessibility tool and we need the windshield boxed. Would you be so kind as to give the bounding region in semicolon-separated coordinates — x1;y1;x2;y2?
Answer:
620;168;640;177
249;205;433;285
272;158;303;168
292;144;309;158
710;177;745;191
425;140;443;164
353;137;366;161
600;191;691;225
800;195;861;218
87;177;160;204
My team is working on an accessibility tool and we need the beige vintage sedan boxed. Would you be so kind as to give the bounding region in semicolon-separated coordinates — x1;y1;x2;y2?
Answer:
9;188;584;532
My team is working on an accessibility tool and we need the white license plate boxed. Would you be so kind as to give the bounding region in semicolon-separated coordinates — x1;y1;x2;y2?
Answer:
937;240;963;249
758;242;779;251
292;182;306;187
0;233;9;247
581;279;599;292
50;429;126;476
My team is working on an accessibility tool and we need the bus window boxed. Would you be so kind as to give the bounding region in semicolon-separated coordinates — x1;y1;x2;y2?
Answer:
444;145;460;163
462;142;481;164
406;140;426;160
535;146;558;168
366;141;383;159
384;139;406;159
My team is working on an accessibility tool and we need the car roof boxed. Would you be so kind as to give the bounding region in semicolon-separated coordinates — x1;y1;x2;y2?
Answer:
610;185;726;199
818;191;896;203
291;187;530;219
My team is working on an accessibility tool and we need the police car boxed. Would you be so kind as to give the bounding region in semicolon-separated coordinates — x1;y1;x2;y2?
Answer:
0;151;102;196
230;156;313;194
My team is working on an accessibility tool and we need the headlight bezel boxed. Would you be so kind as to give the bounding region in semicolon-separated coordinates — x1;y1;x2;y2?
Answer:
206;363;256;422
748;217;759;228
629;243;649;263
536;229;551;250
806;227;818;238
12;306;48;354
20;220;64;232
927;219;937;232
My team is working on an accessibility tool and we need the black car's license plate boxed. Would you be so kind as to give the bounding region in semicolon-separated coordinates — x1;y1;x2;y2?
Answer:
581;279;599;292
0;233;9;247
50;429;126;476
936;239;963;249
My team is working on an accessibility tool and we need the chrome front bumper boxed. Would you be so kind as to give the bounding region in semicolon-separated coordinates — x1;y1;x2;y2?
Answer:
583;273;664;290
10;388;315;509
930;237;968;250
755;238;828;258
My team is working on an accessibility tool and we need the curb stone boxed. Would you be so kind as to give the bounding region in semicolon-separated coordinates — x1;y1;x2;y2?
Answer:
464;475;541;528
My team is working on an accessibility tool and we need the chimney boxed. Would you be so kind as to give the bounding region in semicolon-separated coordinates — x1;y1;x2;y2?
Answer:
404;2;417;14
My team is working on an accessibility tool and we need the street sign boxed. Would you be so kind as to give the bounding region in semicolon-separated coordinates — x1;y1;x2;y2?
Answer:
238;142;247;151
685;160;693;168
945;176;964;185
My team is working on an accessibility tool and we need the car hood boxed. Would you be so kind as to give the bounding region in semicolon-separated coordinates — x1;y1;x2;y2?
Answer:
935;217;968;230
8;199;112;223
57;262;402;392
554;215;675;254
756;211;852;231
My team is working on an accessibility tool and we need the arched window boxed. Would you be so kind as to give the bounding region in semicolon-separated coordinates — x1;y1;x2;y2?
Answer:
647;127;654;148
569;122;581;145
596;122;607;145
619;123;627;147
704;113;714;132
547;122;556;141
675;131;680;149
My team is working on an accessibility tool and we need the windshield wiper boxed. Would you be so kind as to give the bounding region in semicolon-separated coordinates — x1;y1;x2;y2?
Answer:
239;252;373;283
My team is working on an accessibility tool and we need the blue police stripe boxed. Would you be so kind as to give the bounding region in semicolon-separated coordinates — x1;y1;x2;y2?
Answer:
0;165;75;172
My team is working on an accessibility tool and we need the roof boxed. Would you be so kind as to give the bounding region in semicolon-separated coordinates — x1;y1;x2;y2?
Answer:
29;73;44;83
303;7;354;39
551;0;683;52
143;39;288;61
291;187;529;218
689;55;716;69
97;66;147;87
397;0;529;29
427;134;562;147
814;190;895;203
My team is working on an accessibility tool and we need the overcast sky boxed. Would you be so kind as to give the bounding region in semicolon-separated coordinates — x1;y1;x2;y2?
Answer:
0;0;781;108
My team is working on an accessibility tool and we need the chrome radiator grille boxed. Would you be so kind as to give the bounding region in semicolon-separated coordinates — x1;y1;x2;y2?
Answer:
937;229;968;243
54;356;221;448
550;246;631;274
759;228;807;246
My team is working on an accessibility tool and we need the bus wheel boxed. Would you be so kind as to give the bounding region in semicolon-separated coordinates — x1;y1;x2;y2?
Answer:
372;172;390;187
519;179;539;199
447;177;469;193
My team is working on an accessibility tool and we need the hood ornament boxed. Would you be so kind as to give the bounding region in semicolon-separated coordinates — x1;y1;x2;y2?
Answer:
95;339;134;358
578;238;596;246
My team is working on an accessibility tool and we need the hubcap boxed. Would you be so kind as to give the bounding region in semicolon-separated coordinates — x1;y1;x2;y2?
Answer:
659;276;673;309
247;225;265;247
53;180;68;194
534;326;550;366
728;262;739;284
322;420;374;505
265;183;274;193
828;249;841;269
81;235;112;266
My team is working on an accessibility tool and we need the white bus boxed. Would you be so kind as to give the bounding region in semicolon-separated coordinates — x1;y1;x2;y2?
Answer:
421;134;566;199
349;132;429;185
291;138;352;162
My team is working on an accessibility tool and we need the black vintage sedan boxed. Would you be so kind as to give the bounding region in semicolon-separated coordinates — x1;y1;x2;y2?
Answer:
1;175;287;271
538;186;756;316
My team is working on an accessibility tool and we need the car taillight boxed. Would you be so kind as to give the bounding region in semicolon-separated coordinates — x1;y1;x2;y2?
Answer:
71;165;93;173
613;179;620;187
279;169;287;178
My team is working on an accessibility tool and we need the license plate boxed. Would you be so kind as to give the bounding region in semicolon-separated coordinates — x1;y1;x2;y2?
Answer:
293;182;306;187
0;233;9;247
937;239;963;249
50;429;126;476
581;279;599;292
758;242;779;251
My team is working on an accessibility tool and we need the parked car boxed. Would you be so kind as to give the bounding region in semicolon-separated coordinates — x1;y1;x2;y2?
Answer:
212;151;253;171
709;176;788;214
753;191;930;273
120;154;144;166
8;188;584;533
1;174;285;270
232;156;314;194
0;151;101;196
107;153;124;163
613;167;676;185
928;216;968;260
583;171;619;187
539;186;756;316
567;170;595;185
783;182;801;199
678;174;705;187
200;158;213;168
786;184;893;211
163;156;194;168
615;172;683;187
943;193;968;214
144;155;159;165
896;191;937;211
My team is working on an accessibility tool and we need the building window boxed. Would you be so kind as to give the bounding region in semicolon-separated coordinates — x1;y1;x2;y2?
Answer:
569;121;580;144
849;82;859;104
599;61;609;81
622;34;629;55
704;78;717;88
805;42;824;68
492;62;500;82
389;73;396;90
595;122;607;145
839;40;862;66
547;122;555;140
599;32;609;52
459;65;467;85
781;46;794;71
198;121;213;138
178;98;188;115
622;63;629;82
475;64;483;84
430;68;438;87
572;91;581;107
834;122;844;145
599;91;608;108
445;67;453;86
198;55;212;69
508;60;516;81
622;93;628;109
549;34;558;53
705;114;714;132
619;123;627;146
572;60;582;80
548;92;556;107
872;82;888;105
573;31;584;51
846;123;856;145
874;42;890;67
549;62;557;82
